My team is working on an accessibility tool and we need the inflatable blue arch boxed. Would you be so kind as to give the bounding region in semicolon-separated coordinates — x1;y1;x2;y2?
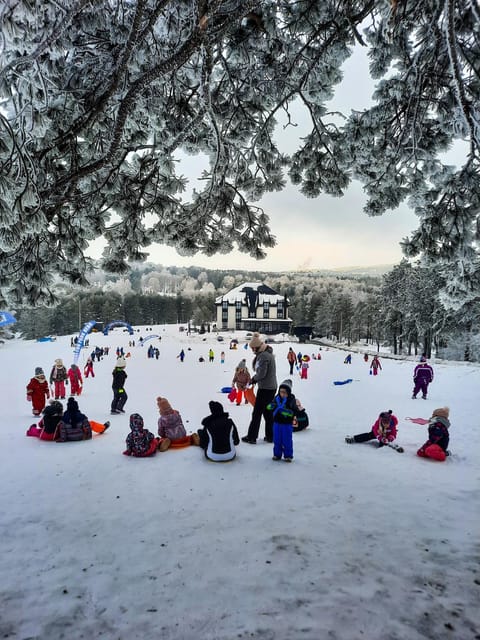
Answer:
103;321;134;336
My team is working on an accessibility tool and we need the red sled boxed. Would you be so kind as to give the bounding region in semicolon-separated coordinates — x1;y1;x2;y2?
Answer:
227;388;237;403
244;387;256;406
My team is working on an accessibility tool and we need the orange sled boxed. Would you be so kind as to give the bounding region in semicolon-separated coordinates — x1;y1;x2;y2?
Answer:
244;387;256;406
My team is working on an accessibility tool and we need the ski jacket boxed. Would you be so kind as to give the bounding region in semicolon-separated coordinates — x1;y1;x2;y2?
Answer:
232;368;251;390
157;411;186;440
198;411;239;462
420;416;450;452
371;415;398;443
125;414;156;456
50;365;68;383
112;368;127;391
251;346;277;390
413;363;433;383
267;394;297;425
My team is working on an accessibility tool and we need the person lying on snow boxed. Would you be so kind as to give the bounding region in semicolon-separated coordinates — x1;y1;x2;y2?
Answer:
417;407;450;461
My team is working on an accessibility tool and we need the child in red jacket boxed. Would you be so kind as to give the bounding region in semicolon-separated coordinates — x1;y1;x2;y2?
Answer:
26;367;50;415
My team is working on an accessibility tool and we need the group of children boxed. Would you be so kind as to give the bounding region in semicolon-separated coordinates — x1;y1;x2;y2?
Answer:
26;348;451;464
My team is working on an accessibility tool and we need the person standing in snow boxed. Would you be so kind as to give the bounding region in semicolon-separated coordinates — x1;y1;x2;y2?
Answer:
84;356;95;378
231;359;251;405
49;358;68;399
370;355;382;376
267;379;297;462
26;367;50;415
242;333;277;444
67;364;83;396
287;347;297;375
111;357;128;414
412;356;434;399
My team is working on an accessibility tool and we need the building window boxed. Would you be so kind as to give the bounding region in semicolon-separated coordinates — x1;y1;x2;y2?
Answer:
277;300;284;319
263;301;270;319
248;307;256;318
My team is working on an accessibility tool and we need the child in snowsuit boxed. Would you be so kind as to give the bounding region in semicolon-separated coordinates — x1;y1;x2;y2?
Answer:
157;397;198;451
50;358;68;399
267;379;297;462
287;348;297;375
417;407;450;461
208;349;214;363
344;354;352;364
345;410;398;446
26;367;50;415
231;359;251;405
26;400;63;440
123;413;158;457
197;401;239;462
178;349;185;362
300;356;309;379
84;356;95;378
412;357;434;399
111;357;128;414
370;356;382;376
67;364;83;395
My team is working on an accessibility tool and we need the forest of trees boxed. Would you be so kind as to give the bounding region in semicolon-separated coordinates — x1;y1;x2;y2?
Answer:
8;260;480;362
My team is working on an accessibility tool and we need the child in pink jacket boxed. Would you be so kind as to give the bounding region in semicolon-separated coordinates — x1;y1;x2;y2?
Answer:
156;397;198;451
345;410;398;446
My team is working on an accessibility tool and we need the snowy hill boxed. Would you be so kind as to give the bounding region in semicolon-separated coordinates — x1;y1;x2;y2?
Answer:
0;326;478;639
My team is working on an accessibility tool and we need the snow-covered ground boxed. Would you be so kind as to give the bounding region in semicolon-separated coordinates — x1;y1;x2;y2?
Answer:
1;326;478;640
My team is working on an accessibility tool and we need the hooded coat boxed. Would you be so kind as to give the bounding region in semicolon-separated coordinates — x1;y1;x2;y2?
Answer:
124;414;157;457
198;401;239;462
57;398;92;442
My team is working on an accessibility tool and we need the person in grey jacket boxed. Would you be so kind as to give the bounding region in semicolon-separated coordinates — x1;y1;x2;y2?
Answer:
242;333;277;444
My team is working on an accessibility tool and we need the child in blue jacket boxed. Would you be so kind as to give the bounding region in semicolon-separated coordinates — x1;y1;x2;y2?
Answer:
267;379;297;462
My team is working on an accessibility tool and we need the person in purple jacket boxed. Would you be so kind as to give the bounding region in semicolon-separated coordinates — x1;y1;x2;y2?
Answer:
412;355;434;399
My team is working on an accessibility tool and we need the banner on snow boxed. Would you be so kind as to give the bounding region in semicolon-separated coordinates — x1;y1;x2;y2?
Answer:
73;320;97;364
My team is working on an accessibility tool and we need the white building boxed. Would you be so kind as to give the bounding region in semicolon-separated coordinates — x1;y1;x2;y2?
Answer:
214;282;291;334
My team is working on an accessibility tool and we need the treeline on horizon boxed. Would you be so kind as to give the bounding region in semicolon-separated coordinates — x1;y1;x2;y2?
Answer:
9;261;480;362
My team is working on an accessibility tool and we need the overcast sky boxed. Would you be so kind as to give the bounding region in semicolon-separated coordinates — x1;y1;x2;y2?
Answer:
89;45;463;273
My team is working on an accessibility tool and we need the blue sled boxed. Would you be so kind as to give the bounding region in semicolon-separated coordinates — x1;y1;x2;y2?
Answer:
333;379;353;386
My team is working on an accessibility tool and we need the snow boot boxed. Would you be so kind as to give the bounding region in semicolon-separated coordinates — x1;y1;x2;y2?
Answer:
345;436;354;444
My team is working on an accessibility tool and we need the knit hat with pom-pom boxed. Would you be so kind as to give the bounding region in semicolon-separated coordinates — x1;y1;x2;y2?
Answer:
157;397;173;415
249;332;264;349
432;407;450;419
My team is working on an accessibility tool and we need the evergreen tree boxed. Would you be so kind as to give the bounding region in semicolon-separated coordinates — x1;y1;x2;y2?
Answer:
1;1;478;305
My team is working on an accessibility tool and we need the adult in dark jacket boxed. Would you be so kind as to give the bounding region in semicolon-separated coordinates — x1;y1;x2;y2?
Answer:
197;401;239;462
412;356;434;399
111;356;128;414
242;333;277;444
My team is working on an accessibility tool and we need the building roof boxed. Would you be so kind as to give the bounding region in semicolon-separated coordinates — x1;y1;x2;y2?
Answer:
215;282;287;305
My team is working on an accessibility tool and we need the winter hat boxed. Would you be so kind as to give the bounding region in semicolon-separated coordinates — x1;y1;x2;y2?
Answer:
67;397;79;413
129;413;144;431
70;363;78;370
116;356;127;368
35;367;44;376
249;332;264;349
157;397;173;415
209;401;224;416
55;358;63;367
432;407;450;419
237;359;247;369
420;355;427;362
379;410;393;422
278;379;293;395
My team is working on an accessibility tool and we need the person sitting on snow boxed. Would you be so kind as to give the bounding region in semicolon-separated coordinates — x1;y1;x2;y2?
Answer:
345;410;399;448
417;407;450;461
197;401;239;462
57;397;109;442
123;413;158;457
156;397;199;451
